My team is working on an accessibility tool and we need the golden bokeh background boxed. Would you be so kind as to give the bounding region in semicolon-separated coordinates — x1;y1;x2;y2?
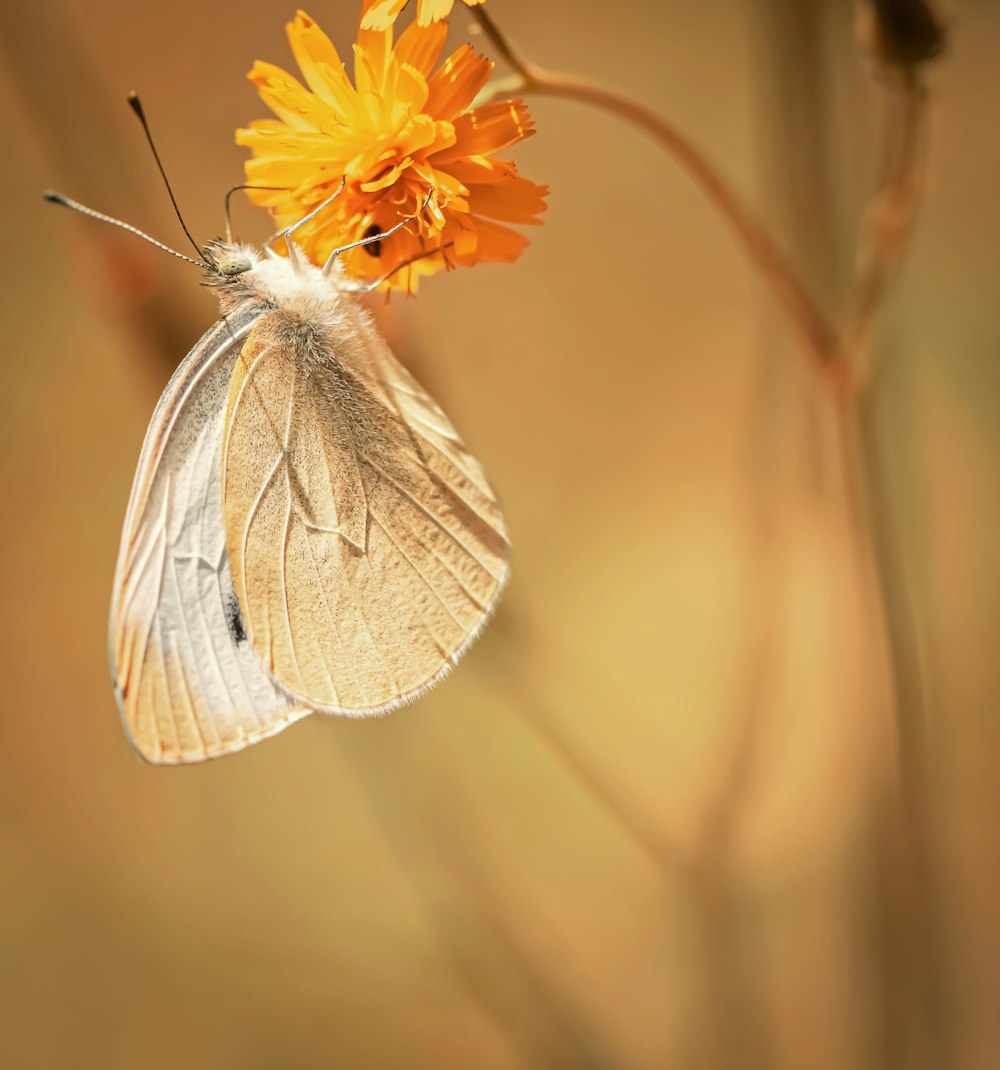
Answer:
1;1;998;1067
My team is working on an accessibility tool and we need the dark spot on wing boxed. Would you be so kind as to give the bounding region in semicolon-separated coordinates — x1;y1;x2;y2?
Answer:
226;594;247;644
362;224;382;257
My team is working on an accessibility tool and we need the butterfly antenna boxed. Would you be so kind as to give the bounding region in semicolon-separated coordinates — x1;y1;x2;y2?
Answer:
127;92;204;260
43;191;208;268
223;184;289;243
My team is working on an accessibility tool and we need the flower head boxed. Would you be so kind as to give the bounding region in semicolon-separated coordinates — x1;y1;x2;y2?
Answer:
237;7;546;291
362;0;484;31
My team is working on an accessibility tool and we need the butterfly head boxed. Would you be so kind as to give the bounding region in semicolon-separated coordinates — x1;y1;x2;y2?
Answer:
204;239;259;277
201;240;272;314
213;246;255;276
201;238;347;322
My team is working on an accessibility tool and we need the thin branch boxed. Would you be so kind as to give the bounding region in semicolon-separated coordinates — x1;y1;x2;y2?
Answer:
831;50;946;1070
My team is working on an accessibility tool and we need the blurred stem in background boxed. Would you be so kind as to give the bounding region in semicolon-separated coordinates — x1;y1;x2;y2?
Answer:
476;0;948;1066
338;721;626;1069
0;2;205;374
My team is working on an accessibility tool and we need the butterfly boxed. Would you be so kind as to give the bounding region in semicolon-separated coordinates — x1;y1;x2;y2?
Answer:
49;157;509;764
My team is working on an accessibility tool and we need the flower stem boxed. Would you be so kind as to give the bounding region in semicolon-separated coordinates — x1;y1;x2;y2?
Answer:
472;7;840;380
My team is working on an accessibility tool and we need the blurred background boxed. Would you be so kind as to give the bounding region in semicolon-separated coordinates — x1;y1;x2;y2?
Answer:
1;0;997;1067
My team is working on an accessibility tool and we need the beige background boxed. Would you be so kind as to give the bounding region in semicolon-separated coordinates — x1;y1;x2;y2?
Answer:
1;1;998;1067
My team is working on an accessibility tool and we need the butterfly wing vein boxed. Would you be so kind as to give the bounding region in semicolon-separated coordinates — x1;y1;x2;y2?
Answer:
221;315;509;714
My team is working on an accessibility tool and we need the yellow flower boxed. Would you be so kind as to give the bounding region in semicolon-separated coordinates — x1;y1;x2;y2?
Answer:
361;0;484;32
237;8;546;291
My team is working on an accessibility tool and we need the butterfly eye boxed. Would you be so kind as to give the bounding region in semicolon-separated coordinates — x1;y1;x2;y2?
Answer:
218;252;253;276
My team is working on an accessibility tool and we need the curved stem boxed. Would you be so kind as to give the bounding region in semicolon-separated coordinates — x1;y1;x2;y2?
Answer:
472;7;840;379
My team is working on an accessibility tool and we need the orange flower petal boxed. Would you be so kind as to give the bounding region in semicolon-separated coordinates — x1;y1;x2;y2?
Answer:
363;0;487;31
443;155;520;187
393;19;448;77
360;0;408;31
419;165;470;214
355;25;393;91
415;0;487;25
425;44;494;121
248;61;335;132
395;61;431;112
415;0;455;25
393;113;450;160
286;11;354;111
467;173;548;224
434;99;534;161
361;161;410;192
247;59;308;98
461;217;531;263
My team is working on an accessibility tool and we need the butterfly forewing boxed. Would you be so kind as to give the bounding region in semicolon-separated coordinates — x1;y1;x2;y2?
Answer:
221;305;509;714
110;313;309;763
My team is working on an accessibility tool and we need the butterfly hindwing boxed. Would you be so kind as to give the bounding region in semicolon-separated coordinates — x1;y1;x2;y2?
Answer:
109;312;310;763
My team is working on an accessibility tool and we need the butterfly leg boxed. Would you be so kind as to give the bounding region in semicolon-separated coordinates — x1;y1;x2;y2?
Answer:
260;178;347;261
321;190;436;276
343;242;457;295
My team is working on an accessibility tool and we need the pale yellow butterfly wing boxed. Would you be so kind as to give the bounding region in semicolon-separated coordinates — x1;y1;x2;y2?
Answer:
220;308;509;713
110;312;310;763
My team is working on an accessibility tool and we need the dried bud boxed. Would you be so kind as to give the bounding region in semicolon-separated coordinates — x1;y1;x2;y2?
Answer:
857;0;946;67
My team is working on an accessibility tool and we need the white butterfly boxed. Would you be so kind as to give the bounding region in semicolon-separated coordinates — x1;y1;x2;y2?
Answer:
52;182;509;764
